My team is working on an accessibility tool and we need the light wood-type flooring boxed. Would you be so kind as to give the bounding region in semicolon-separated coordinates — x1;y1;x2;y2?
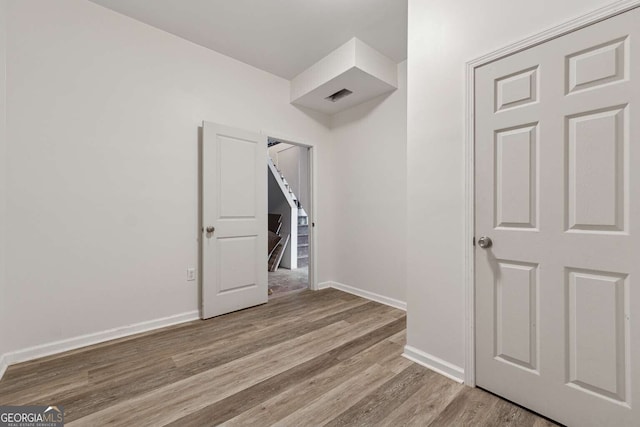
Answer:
0;288;558;426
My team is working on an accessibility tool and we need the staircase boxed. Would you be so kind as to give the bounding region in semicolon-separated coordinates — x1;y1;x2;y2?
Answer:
297;208;309;268
269;157;299;207
268;157;309;269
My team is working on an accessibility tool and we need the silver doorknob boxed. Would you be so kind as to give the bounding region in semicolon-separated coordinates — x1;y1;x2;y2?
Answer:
205;226;215;234
478;236;492;249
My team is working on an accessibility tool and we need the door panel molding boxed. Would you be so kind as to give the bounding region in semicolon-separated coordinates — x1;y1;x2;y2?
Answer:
464;0;640;389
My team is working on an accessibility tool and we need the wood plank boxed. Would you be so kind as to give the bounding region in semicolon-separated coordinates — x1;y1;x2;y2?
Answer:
273;364;397;427
388;329;407;344
427;386;500;427
68;315;400;426
533;417;560;427
379;371;464;426
173;303;396;372
0;288;559;427
482;398;540;427
173;326;405;426
87;357;177;386
323;364;432;427
48;302;399;421
0;369;89;406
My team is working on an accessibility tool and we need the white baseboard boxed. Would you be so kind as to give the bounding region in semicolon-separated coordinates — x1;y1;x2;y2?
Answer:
403;345;465;383
0;310;199;380
0;353;7;381
320;281;406;311
316;281;331;290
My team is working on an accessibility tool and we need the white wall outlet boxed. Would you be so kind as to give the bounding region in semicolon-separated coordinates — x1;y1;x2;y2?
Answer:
187;267;196;282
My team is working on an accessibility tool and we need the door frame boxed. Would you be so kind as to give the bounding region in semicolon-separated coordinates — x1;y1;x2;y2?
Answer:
463;0;640;387
263;130;319;291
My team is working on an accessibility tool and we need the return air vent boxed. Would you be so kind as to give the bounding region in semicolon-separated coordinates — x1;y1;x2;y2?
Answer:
325;88;353;103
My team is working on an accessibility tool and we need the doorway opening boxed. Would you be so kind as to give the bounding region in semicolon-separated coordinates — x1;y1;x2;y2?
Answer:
266;137;312;298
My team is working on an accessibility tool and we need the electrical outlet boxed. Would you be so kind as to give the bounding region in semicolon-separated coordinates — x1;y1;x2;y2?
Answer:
187;267;196;282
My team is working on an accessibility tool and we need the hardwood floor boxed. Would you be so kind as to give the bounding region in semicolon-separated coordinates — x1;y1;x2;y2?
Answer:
0;289;557;426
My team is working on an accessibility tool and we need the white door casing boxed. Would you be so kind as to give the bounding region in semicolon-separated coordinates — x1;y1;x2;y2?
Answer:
263;130;318;291
201;122;268;319
475;7;639;427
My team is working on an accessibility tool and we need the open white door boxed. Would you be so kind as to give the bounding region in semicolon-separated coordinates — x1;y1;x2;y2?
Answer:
475;7;639;427
201;121;268;319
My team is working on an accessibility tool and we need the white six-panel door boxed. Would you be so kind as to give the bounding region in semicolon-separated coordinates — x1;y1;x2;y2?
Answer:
201;122;268;319
475;8;639;426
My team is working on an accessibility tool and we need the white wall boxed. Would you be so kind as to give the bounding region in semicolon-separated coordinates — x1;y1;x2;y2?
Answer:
1;0;409;369
5;0;617;381
3;0;332;356
406;0;617;372
328;61;407;303
0;0;8;361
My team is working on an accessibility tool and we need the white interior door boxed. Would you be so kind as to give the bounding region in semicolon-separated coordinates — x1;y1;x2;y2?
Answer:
201;121;268;319
475;8;639;426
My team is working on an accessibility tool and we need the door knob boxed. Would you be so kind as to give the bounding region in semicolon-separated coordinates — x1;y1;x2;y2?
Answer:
478;236;492;249
205;226;215;234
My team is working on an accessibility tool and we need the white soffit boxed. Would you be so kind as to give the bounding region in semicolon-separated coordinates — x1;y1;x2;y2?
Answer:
290;38;398;115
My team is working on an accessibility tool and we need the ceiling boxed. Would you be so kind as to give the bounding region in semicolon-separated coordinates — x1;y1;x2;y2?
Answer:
88;0;408;80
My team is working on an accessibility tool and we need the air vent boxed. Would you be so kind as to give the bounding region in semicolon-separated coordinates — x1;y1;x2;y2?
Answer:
325;88;353;103
267;137;281;148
